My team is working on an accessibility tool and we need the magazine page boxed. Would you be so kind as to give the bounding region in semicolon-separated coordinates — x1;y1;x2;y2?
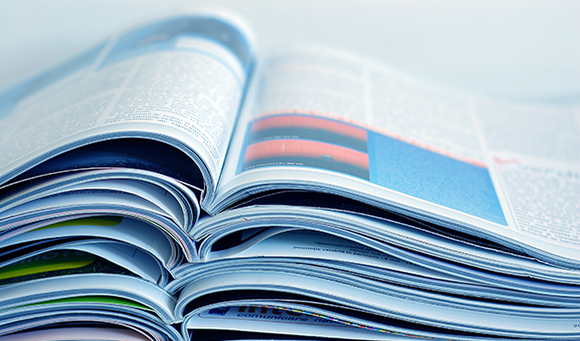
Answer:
0;9;255;201
0;217;176;271
200;226;580;287
184;304;413;340
212;46;579;267
175;266;580;339
193;206;580;286
0;263;176;323
474;101;580;265
0;186;197;262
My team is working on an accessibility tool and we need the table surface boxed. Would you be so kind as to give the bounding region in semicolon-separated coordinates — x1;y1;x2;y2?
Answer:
0;0;579;103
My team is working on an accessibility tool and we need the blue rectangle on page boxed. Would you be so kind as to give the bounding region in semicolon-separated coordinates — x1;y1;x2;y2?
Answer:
368;132;506;225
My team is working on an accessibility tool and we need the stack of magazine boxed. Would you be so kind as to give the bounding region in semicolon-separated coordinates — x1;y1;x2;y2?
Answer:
0;8;579;341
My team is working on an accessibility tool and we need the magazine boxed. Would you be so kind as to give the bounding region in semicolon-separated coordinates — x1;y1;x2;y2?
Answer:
0;8;579;341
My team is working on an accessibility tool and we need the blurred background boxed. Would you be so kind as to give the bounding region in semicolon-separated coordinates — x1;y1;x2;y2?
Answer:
0;0;578;103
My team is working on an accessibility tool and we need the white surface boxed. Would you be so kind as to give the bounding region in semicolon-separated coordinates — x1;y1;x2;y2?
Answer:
0;0;579;102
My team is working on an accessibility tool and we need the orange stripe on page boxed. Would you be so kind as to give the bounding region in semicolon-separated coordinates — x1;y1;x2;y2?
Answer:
251;115;367;141
244;139;369;169
254;110;487;168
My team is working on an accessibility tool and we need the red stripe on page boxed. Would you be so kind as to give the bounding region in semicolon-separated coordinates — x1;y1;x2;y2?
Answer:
251;115;367;141
244;139;369;169
255;110;487;168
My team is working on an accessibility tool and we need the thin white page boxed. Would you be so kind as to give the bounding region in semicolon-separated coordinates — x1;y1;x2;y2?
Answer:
208;229;463;283
0;217;175;269
0;189;166;223
0;177;184;226
43;178;185;226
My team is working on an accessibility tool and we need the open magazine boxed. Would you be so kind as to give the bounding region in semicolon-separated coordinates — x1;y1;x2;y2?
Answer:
0;8;579;341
